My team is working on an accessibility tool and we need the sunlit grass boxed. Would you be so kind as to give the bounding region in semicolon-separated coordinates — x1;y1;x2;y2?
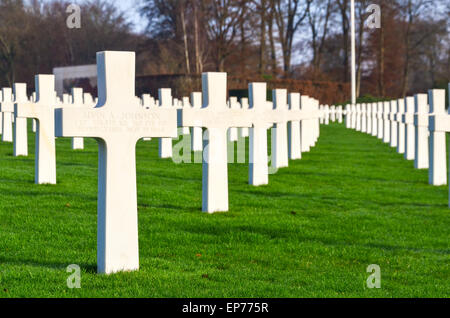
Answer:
0;122;448;297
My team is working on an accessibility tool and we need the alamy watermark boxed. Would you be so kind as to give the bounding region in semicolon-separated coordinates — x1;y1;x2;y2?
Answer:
366;4;381;29
66;4;81;29
171;128;279;175
66;264;81;289
366;264;381;289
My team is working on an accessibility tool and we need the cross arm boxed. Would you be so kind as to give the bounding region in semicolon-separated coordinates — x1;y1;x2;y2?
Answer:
181;108;253;130
15;102;41;119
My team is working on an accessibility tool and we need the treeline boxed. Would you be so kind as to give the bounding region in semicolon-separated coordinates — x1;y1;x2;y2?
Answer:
0;0;449;100
141;0;449;98
0;0;140;88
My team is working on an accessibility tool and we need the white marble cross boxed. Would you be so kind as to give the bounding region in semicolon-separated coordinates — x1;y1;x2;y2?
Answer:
141;94;154;141
366;103;372;133
389;100;398;148
13;83;29;157
30;92;37;133
288;93;302;160
414;94;429;169
15;75;57;184
158;88;174;158
248;83;272;186
428;89;447;186
363;104;369;133
181;97;191;135
179;72;253;213
141;94;153;109
228;97;240;142
300;96;316;152
0;88;14;142
337;106;343;123
190;92;203;152
396;99;406;154
240;98;250;138
383;101;391;143
377;102;384;140
69;88;87;150
371;103;378;137
324;105;330;125
330;105;336;123
345;105;351;128
271;89;290;169
355;104;361;131
403;97;415;161
351;104;357;129
63;93;70;104
55;51;177;274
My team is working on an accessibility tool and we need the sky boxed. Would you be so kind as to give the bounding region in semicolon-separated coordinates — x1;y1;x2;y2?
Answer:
106;0;147;33
39;0;147;33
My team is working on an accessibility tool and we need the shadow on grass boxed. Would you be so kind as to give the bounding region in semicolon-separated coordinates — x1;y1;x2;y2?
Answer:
0;257;97;274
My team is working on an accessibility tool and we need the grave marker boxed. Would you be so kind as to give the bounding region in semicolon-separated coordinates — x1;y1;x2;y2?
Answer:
248;83;272;186
361;104;368;133
356;104;361;131
70;88;87;150
371;103;378;137
271;89;289;169
428;89;447;186
240;98;250;138
13;83;28;157
15;75;57;184
190;92;203;152
396;99;406;154
366;104;372;134
55;51;177;273
158;88;174;159
181;97;191;135
383;101;391;143
228;97;239;142
0;88;14;142
288;93;302;160
389;100;398;148
377;102;384;140
414;94;429;169
403;97;415;161
179;72;253;213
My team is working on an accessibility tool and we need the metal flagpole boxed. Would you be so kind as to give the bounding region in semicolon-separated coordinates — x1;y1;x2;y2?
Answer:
350;0;356;105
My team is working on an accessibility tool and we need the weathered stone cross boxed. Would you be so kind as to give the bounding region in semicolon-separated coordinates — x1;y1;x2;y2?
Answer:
55;51;177;273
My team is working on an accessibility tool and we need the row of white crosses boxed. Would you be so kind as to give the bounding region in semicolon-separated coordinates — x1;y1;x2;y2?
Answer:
2;51;323;274
0;80;100;184
319;105;344;125
344;86;450;200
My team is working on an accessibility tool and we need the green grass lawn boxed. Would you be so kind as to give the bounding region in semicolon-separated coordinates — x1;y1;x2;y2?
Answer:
0;122;448;298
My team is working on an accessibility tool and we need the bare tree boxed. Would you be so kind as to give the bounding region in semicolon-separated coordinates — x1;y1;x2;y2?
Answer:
272;0;312;76
307;0;333;80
